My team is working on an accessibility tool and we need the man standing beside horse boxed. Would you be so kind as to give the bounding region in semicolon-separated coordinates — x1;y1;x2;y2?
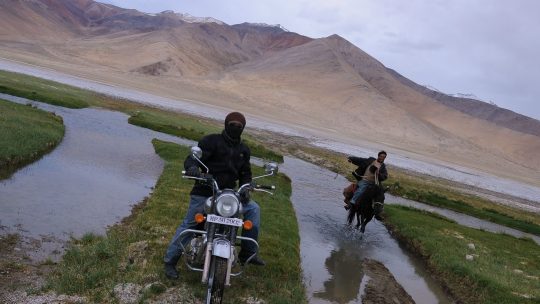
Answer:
346;151;388;220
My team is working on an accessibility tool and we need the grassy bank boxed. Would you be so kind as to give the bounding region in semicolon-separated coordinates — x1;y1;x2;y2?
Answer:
0;71;90;108
384;205;539;304
47;140;305;303
385;170;540;236
0;98;64;179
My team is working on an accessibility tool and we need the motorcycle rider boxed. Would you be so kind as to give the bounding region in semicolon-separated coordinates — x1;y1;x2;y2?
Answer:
347;151;388;220
164;111;265;280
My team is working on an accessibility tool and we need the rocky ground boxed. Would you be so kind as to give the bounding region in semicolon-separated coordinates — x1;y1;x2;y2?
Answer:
0;233;86;304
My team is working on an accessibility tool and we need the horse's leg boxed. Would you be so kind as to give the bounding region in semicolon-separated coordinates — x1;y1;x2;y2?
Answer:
359;213;366;233
357;210;362;230
347;208;355;225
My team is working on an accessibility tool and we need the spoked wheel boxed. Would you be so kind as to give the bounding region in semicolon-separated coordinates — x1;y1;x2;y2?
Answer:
206;256;228;304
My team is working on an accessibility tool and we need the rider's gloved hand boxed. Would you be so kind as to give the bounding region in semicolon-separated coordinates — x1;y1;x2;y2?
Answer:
369;165;378;173
239;191;250;205
185;166;201;178
201;173;213;182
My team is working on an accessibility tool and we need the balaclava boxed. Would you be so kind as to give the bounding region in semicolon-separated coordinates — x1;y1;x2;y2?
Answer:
224;112;246;140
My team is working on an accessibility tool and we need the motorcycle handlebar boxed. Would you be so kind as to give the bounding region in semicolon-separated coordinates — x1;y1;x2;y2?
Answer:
182;177;275;194
254;184;275;190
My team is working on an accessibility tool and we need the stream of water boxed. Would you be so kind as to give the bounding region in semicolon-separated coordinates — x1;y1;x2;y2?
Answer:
2;93;537;303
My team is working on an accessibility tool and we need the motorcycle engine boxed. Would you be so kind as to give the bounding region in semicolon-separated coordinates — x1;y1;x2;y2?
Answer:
186;236;207;266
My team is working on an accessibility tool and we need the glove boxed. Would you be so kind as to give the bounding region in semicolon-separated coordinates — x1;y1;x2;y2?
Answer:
239;191;250;205
347;156;353;163
185;166;201;178
201;173;213;182
369;165;378;173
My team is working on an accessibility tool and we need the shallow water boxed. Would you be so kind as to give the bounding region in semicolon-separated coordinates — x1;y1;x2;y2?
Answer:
0;94;193;259
281;157;452;304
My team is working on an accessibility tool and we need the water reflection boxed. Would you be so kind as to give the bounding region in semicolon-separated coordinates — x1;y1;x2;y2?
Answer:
314;246;364;303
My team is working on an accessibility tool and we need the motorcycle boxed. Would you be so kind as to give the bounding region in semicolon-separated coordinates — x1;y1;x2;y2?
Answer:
179;146;278;304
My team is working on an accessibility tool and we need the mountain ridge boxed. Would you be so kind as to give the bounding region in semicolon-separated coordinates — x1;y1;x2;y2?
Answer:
1;0;538;184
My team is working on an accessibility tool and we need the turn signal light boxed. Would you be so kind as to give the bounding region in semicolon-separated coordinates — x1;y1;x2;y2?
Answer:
195;213;205;223
243;220;253;230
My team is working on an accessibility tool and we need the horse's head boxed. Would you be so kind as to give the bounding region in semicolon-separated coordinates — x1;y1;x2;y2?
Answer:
372;185;386;203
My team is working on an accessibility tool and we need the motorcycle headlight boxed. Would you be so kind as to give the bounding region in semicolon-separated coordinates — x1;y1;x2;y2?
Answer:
215;193;240;217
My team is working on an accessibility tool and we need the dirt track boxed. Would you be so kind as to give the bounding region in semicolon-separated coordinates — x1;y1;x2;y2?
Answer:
362;259;416;304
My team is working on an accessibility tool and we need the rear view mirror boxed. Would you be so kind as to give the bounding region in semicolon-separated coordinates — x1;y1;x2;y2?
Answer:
190;146;209;173
264;162;278;175
191;146;202;159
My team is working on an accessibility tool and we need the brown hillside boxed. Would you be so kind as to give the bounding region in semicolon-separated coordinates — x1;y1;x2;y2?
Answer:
0;0;539;185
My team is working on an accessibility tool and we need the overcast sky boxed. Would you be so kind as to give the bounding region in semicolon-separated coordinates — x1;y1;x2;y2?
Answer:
100;0;540;120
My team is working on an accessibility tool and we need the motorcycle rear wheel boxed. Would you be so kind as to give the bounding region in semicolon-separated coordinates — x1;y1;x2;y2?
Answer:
206;256;228;304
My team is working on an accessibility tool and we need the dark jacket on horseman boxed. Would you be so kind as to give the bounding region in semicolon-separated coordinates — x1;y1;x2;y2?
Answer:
349;156;388;182
184;131;252;197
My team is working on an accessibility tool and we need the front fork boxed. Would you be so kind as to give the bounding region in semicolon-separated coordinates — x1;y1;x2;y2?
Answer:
178;226;260;286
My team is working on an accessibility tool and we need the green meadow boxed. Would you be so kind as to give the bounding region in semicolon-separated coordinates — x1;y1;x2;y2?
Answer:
385;205;539;304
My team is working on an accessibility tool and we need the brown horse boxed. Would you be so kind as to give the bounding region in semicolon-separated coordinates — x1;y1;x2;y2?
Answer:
346;184;386;233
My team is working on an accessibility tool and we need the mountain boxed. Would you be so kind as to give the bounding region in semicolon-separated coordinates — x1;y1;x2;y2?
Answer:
1;0;539;184
388;69;540;137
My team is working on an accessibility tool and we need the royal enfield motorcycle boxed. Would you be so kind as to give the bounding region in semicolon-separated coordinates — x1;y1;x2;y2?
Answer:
179;146;278;304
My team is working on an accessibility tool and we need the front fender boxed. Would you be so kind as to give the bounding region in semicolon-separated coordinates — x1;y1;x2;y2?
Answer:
213;238;231;259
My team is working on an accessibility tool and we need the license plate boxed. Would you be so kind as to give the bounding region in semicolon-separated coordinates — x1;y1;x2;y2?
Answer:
207;214;243;227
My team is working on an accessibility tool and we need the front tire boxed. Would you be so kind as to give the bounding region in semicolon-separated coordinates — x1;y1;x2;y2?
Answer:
206;256;228;304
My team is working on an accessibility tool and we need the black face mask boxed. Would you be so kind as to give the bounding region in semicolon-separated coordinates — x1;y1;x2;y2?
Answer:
225;124;243;139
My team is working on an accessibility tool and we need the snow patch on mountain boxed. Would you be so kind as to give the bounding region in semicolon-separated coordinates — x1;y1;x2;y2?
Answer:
156;11;225;25
245;23;289;32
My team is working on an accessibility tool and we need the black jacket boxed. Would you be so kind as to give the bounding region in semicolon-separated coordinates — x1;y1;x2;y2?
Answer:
349;156;388;182
185;131;252;197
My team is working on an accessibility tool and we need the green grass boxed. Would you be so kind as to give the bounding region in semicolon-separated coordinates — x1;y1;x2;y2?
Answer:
48;140;305;303
0;98;64;179
386;179;540;236
0;72;90;108
384;205;540;304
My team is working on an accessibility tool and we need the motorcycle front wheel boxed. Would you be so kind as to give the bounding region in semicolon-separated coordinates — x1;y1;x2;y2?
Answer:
206;256;228;304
